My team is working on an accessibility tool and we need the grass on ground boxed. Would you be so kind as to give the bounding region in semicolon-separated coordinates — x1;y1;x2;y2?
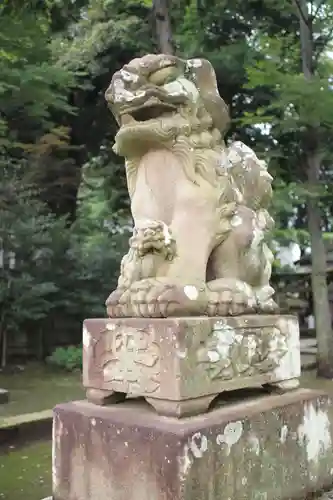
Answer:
0;440;51;500
0;363;84;419
0;361;332;420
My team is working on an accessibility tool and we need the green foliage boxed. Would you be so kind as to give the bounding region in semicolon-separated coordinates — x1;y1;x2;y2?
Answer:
0;177;63;331
0;164;128;359
47;345;82;371
0;7;77;153
245;35;333;132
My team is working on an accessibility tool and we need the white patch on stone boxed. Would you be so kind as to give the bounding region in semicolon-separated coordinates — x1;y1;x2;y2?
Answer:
164;77;199;102
176;349;188;359
184;285;199;300
161;222;172;245
298;402;332;463
91;418;96;427
114;82;146;103
248;434;260;455
210;322;237;361
208;350;220;362
114;79;125;90
260;170;273;181
178;77;199;101
235;334;244;344
218;150;233;169
190;432;208;458
216;421;243;455
273;318;300;380
160;59;173;68
163;80;186;97
120;69;138;83
255;285;274;304
179;444;193;481
234;187;244;203
106;323;115;331
251;217;264;248
230;214;243;228
227;148;242;165
280;425;288;444
187;58;202;68
82;325;91;348
114;88;135;102
242;477;248;485
243;335;257;361
232;141;256;156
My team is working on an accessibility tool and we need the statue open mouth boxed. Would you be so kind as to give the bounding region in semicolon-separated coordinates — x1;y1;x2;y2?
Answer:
131;103;175;121
120;99;177;125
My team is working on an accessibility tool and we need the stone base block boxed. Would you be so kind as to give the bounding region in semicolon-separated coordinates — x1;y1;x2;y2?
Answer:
53;389;333;500
83;315;300;417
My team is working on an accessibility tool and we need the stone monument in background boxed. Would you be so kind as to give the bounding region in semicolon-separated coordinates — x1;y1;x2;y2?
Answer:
51;55;333;500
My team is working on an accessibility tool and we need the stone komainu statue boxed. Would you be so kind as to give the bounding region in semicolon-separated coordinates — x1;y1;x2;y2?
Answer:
104;54;277;318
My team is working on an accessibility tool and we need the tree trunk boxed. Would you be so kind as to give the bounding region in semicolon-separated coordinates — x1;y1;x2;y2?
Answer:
1;329;7;369
152;0;173;54
296;0;333;377
307;156;333;376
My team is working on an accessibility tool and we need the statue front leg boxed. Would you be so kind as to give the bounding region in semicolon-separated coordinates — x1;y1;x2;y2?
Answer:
106;207;215;318
106;220;175;317
167;209;214;289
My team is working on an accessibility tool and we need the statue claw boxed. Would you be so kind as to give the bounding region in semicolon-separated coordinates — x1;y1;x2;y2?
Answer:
106;279;208;318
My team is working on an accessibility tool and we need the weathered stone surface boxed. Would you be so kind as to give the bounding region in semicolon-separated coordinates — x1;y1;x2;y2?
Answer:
104;54;277;318
83;314;300;416
317;492;333;499
53;389;333;500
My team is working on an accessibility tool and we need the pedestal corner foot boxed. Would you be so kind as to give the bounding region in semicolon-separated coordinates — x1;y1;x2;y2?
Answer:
86;388;126;406
145;394;217;418
264;378;300;394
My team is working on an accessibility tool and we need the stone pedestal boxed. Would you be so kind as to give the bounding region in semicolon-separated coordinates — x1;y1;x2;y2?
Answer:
83;315;300;417
52;389;333;500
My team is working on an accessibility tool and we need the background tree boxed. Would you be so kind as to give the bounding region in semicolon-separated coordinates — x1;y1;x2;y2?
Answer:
153;0;174;53
245;0;333;376
295;0;333;376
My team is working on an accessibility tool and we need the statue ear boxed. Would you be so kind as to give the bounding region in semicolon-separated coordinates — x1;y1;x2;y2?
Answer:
186;58;230;134
105;74;122;126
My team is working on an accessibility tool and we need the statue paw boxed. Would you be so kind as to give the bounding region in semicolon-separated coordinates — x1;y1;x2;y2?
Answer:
106;279;208;318
254;286;279;314
256;298;279;314
206;279;256;316
105;288;129;317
